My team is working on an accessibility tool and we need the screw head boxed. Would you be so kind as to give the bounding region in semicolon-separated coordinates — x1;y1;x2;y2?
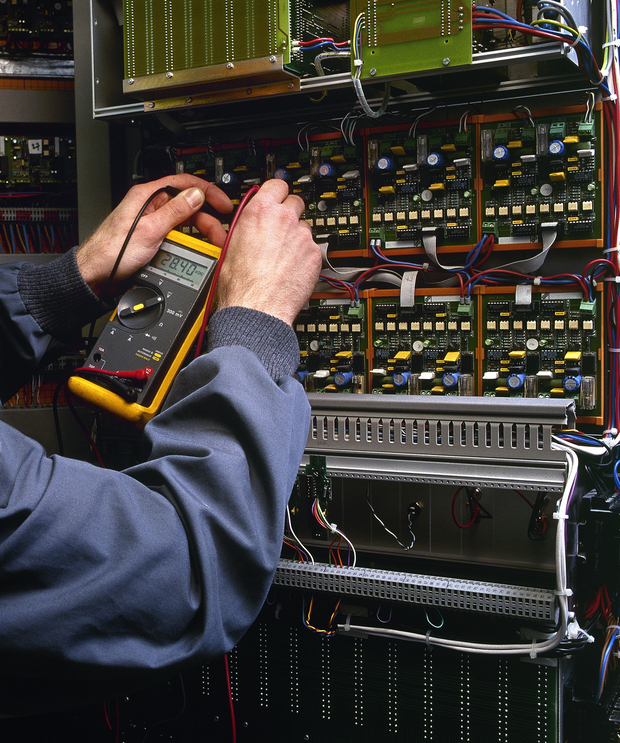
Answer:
147;102;155;109
226;62;234;69
443;57;450;66
369;68;377;76
128;78;134;85
186;97;192;103
269;55;276;63
166;71;173;78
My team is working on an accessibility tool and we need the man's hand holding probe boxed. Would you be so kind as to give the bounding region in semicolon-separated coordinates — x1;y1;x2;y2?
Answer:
76;176;322;326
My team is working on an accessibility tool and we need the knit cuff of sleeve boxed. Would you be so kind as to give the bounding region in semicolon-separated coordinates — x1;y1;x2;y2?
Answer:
17;247;110;342
207;306;301;381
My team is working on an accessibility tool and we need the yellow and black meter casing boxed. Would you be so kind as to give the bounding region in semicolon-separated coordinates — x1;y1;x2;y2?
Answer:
68;230;221;428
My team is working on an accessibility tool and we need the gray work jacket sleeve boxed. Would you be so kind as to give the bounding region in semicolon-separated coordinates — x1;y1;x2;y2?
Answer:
0;254;308;714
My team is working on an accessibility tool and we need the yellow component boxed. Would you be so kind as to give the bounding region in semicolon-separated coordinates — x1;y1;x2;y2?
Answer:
507;140;522;148
500;312;511;317
550;387;565;397
567;166;579;172
321;192;338;199
441;143;457;152
68;230;221;428
337;184;347;189
446;175;456;181
429;182;445;191
193;169;206;175
379;186;396;194
512;220;524;225
390;146;407;156
564;136;579;144
338;229;350;234
431;386;446;395
292;189;302;194
396;170;406;175
387;313;398;318
500;367;510;374
336;350;353;359
555;360;565;366
549;171;566;182
324;384;338;391
382;383;395;389
231;199;240;206
568;216;579;221
394;350;411;361
555;311;566;316
287;162;302;169
300;350;308;357
494;179;511;188
396;179;406;184
397;224;409;230
233;165;248;171
443;351;460;363
565;351;582;361
512;171;522;177
446;165;456;172
446;223;458;227
509;350;526;359
133;303;145;312
331;154;346;163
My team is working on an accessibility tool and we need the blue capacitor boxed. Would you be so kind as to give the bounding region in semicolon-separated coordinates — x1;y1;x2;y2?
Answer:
295;370;309;384
376;156;395;172
392;371;411;389
220;171;238;187
492;145;510;162
548;140;565;157
274;168;291;183
426;152;444;168
507;373;526;390
442;371;460;389
318;162;336;177
563;375;582;392
334;371;354;388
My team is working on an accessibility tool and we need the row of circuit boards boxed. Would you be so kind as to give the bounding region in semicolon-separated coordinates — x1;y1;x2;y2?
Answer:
176;105;602;257
293;286;603;425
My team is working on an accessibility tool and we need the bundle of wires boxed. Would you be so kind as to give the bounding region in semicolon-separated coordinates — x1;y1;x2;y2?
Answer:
351;13;391;118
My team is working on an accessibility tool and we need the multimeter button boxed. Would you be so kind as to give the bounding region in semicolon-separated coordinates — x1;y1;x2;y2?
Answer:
117;287;164;330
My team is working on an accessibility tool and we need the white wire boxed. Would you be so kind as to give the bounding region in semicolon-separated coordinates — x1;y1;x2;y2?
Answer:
338;447;576;656
315;500;357;568
286;506;315;565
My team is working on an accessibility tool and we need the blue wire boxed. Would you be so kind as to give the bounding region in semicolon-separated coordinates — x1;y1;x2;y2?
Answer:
598;628;619;702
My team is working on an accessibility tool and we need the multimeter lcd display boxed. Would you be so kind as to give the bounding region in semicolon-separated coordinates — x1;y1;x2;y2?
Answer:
149;242;216;290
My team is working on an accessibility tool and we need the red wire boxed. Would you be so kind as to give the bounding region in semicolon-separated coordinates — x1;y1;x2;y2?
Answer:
451;487;479;529
193;185;261;359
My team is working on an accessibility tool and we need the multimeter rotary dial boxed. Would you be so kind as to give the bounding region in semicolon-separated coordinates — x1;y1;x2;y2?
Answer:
117;286;164;330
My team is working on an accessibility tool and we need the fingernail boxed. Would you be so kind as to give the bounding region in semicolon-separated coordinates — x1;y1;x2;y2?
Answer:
183;187;205;210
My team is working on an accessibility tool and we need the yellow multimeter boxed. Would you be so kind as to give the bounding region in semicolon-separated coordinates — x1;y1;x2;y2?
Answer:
68;229;221;428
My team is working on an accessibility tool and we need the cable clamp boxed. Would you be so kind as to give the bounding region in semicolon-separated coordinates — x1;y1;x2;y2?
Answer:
555;588;573;597
602;276;620;283
602;93;618;102
529;639;538;659
603;39;620;48
603;428;619;436
330;522;338;533
353;59;363;67
533;276;542;285
425;630;432;646
423;263;430;271
344;614;351;631
608;348;620;354
602;246;620;253
553;512;568;520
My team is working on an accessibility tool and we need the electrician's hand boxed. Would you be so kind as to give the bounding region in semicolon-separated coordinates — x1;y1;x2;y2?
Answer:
216;179;322;326
76;174;233;298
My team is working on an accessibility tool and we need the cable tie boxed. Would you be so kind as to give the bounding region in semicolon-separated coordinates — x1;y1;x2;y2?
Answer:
603;428;618;436
602;39;620;48
555;588;573;597
602;94;618;102
553;512;568;520
423;263;430;271
602;246;620;253
330;522;338;533
344;614;351;631
529;639;538;659
533;276;542;285
353;59;363;67
608;348;620;353
425;630;432;646
601;277;620;283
